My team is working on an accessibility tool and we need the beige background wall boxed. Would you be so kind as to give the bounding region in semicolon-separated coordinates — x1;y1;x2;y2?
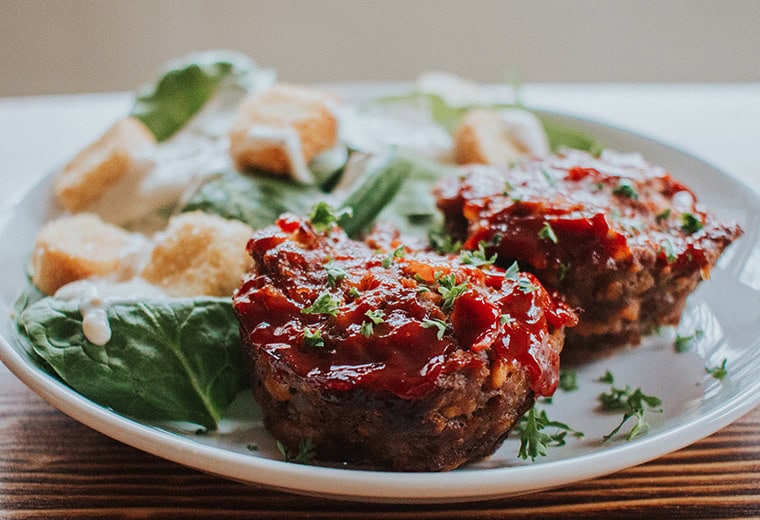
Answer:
2;0;759;96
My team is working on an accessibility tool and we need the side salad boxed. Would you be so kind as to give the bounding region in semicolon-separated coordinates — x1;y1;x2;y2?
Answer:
14;50;610;444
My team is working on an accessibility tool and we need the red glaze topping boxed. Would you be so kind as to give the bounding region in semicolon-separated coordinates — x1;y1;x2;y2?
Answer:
436;150;742;283
233;216;576;400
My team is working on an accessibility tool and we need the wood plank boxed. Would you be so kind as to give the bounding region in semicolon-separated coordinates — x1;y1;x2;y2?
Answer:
1;362;758;519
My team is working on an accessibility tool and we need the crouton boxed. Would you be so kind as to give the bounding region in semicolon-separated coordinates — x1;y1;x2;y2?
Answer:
32;213;136;295
141;211;253;297
54;117;156;212
229;83;338;183
453;108;549;166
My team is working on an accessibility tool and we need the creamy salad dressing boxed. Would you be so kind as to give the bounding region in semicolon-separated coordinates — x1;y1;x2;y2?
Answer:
337;104;453;161
54;279;167;346
81;84;256;231
493;109;550;157
246;125;313;184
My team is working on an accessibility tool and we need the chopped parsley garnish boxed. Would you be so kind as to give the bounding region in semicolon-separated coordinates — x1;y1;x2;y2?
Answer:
301;292;340;317
680;212;704;234
706;358;728;380
360;321;374;338
503;180;514;196
517;277;539;294
309;202;352;233
504;261;520;281
435;273;469;311
655;208;671;224
499;313;516;327
540;167;557;187
538;222;558;244
324;260;346;288
382;245;405;268
360;310;385;337
659;240;678;263
421;318;448;340
558;262;571;282
598;370;615;384
674;329;704;352
277;438;315;464
517;405;584;461
348;287;361;298
429;229;462;254
365;309;385;324
599;376;662;441
460;241;498;267
559;369;579;392
612;181;638;199
303;327;324;348
246;443;259;452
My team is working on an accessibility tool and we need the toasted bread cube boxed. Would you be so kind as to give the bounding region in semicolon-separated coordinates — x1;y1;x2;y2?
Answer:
454;108;549;166
141;212;253;297
32;213;135;295
229;83;338;182
54;117;156;212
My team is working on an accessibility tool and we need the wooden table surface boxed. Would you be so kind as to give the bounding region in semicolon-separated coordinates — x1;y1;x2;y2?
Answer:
1;362;758;518
1;86;759;518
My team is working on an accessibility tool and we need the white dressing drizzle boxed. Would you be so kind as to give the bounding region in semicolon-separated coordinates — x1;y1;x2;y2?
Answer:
54;279;166;346
246;125;314;184
494;108;550;157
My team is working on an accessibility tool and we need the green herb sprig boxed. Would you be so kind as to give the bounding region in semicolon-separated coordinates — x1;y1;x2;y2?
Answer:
706;358;728;380
382;245;406;268
324;260;347;288
517;405;584;461
301;292;341;317
598;372;662;441
303;327;324;348
559;369;578;392
674;329;704;353
538;222;558;244
460;240;498;267
613;181;638;199
277;438;315;464
435;272;469;311
504;261;520;281
421;318;448;340
429;229;462;254
309;202;353;233
360;309;385;337
680;213;704;234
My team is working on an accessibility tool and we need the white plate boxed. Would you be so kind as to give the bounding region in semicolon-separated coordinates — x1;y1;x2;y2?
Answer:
1;106;759;504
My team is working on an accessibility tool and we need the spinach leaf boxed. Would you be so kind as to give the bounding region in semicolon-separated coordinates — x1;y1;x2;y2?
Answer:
182;171;325;230
542;120;604;155
131;50;272;141
336;152;413;237
17;297;247;429
373;154;455;239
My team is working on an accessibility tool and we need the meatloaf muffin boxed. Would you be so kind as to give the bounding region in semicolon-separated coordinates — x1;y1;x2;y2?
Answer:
233;213;576;471
436;149;742;356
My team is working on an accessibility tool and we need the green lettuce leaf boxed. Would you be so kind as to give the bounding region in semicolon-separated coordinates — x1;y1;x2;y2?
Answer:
131;50;272;141
336;152;415;237
17;296;247;429
181;152;453;239
182;171;325;230
373;154;455;239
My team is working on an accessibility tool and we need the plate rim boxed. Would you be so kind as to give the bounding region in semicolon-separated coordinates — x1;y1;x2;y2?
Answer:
1;101;758;503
